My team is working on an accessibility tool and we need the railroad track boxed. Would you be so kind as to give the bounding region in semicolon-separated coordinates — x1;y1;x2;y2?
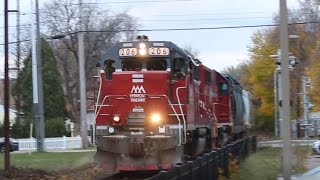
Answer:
102;171;160;180
97;136;256;180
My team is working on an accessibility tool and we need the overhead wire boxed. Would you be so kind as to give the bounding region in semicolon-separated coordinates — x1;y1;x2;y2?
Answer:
149;11;267;17
0;12;33;16
141;16;272;22
78;21;319;32
0;16;270;30
0;21;317;46
0;24;31;29
81;0;195;4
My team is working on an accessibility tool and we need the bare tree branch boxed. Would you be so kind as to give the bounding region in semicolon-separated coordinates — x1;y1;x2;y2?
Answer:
41;0;138;134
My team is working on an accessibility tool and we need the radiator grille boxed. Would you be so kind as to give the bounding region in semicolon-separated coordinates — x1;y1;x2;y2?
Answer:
127;112;145;126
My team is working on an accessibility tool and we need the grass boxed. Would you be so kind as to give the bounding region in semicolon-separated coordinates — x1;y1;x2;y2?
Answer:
230;146;309;180
0;151;96;171
0;146;311;178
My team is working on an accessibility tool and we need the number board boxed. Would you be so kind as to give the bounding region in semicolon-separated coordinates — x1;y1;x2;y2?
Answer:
119;48;138;56
148;47;170;56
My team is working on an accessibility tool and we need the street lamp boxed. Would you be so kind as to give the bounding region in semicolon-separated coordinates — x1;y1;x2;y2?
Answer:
288;55;298;70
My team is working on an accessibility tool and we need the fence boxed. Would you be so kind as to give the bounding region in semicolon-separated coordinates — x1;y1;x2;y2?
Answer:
150;135;257;180
17;135;84;151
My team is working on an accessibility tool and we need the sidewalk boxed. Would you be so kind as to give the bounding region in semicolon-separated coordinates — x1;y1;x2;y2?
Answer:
12;148;96;154
304;155;320;170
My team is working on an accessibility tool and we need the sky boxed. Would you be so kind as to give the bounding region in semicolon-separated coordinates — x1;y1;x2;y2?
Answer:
0;0;301;77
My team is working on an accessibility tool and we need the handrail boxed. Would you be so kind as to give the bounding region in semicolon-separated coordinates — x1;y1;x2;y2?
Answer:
212;102;219;123
94;76;102;120
213;102;230;108
94;80;185;146
95;95;126;119
175;76;189;144
176;87;186;144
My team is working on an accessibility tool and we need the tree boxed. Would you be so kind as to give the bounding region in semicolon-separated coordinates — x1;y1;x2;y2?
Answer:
244;31;278;130
236;0;320;131
221;61;250;82
41;0;139;135
11;39;67;137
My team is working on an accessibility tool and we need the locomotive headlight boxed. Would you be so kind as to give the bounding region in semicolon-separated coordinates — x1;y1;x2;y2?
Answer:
113;115;120;122
138;43;147;56
108;126;115;134
139;48;147;56
151;113;161;124
139;43;146;49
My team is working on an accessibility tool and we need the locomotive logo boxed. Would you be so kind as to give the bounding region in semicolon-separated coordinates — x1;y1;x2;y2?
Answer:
130;85;146;102
130;85;146;94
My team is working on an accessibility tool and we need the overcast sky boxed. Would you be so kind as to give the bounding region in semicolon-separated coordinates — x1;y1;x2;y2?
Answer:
0;0;301;77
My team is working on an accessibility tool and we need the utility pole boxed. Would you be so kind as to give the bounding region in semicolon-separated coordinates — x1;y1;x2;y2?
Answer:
274;69;279;136
16;0;22;126
302;77;310;123
295;39;301;138
31;0;45;152
280;0;292;179
4;0;10;173
270;49;282;137
78;0;88;148
35;0;45;152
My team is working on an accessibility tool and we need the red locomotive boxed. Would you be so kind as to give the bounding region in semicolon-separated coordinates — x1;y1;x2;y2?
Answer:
93;35;251;171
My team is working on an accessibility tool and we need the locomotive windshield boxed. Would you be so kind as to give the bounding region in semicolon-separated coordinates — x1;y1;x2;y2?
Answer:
121;58;168;71
122;59;143;71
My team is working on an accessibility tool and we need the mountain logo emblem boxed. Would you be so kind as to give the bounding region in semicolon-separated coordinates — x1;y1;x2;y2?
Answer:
130;85;146;94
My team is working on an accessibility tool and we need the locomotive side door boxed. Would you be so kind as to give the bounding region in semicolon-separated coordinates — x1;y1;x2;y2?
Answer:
170;57;189;124
189;63;200;128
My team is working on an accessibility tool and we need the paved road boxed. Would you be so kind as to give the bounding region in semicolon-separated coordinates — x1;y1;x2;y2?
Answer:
304;155;320;170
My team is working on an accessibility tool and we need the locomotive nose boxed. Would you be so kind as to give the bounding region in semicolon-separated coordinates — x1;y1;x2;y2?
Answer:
111;71;170;126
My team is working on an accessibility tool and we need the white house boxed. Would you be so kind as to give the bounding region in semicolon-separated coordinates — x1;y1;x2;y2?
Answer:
0;104;17;126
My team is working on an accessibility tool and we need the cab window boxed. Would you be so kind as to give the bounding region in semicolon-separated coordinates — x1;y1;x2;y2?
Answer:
219;83;228;96
147;59;167;71
122;59;142;71
193;65;199;80
205;69;211;84
173;57;187;79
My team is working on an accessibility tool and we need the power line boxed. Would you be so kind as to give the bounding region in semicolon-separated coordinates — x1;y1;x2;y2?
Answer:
0;12;33;16
145;11;320;18
79;21;318;32
81;0;194;4
141;16;272;22
0;21;317;46
0;39;30;45
0;16;272;29
0;34;20;38
149;11;266;17
0;24;31;29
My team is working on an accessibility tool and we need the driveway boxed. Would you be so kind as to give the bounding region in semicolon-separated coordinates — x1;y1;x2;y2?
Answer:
304;155;320;170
